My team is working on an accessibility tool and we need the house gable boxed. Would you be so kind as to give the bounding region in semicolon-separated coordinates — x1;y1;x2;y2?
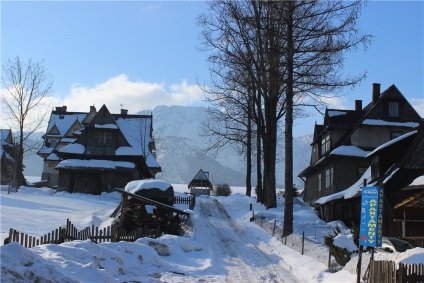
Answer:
301;83;424;205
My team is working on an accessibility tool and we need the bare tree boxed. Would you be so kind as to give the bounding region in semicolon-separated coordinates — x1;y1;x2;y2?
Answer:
1;56;53;188
280;0;371;236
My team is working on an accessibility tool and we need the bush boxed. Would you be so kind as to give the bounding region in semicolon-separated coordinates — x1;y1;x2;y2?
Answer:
214;183;232;196
324;225;357;266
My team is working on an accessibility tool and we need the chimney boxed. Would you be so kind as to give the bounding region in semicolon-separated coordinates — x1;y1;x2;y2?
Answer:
121;109;128;115
355;100;362;112
89;105;96;112
372;83;381;104
55;106;67;113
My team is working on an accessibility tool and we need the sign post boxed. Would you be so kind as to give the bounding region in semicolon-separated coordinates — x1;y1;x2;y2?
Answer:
357;186;384;282
359;186;384;247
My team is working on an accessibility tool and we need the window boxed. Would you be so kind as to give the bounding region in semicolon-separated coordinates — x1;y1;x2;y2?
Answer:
371;156;379;180
390;131;402;140
325;167;334;189
321;134;330;155
50;139;57;148
94;132;112;145
318;174;322;192
389;101;399;117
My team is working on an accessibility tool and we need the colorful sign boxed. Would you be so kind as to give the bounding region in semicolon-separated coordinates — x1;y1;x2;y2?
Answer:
359;186;384;247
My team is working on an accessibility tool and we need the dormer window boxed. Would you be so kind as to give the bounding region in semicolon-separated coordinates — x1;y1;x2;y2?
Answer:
371;156;379;180
388;101;399;117
321;134;330;155
94;132;112;145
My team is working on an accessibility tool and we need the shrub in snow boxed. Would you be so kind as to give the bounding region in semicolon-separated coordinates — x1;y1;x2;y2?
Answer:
324;225;358;266
214;183;232;196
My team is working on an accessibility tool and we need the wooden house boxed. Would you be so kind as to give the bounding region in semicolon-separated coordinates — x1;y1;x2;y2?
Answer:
38;105;161;194
299;83;424;233
188;169;213;196
1;129;15;184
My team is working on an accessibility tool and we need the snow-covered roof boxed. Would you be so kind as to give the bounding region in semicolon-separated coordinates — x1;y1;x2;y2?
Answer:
59;143;85;154
124;179;172;194
46;152;60;161
315;166;373;204
1;129;12;145
362;119;420;128
366;130;417;158
95;124;118;129
409;175;424;186
327;110;348;117
145;153;160;168
47;113;86;136
115;117;152;155
56;159;135;170
329;146;370;158
60;138;77;143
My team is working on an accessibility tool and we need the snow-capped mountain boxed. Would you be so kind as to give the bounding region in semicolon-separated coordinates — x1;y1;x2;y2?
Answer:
150;105;312;188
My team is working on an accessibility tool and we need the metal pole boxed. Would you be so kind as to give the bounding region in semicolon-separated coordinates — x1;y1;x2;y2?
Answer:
357;245;362;283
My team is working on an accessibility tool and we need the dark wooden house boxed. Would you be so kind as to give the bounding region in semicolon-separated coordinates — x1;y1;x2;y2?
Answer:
38;104;161;194
188;169;213;196
299;83;424;232
1;129;15;184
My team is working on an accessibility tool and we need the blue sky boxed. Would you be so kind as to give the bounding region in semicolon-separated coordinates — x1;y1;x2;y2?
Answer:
1;1;423;137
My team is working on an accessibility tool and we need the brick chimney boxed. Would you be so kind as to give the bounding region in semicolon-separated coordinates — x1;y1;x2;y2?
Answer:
55;106;67;113
121;109;128;115
372;83;381;104
355;100;362;112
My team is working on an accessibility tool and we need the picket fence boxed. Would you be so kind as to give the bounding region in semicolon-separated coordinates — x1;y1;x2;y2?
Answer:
367;260;424;283
5;219;164;248
5;194;195;249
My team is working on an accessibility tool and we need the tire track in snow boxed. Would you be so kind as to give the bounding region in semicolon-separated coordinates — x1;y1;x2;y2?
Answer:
197;198;299;283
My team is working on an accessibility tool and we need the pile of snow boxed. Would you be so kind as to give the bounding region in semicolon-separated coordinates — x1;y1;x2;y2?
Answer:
124;179;172;194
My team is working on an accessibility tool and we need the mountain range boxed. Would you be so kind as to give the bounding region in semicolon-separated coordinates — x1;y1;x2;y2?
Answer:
24;105;312;188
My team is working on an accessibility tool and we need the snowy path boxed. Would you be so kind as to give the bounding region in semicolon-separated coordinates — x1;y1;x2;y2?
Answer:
194;197;300;283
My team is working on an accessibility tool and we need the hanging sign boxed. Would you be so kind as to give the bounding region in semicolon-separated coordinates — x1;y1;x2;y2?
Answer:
359;186;384;247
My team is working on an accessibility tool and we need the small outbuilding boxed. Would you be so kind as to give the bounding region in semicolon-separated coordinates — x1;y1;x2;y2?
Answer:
188;169;213;196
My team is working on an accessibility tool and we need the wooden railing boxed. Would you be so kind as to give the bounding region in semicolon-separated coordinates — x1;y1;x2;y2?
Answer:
367;260;424;283
5;219;162;248
174;194;196;210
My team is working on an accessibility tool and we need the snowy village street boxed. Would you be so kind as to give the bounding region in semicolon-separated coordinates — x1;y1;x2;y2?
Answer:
195;198;299;282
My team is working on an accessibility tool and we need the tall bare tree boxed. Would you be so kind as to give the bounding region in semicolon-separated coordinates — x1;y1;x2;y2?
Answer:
1;56;53;188
280;0;370;236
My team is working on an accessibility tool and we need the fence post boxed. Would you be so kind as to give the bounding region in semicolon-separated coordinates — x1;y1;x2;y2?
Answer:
272;220;277;236
328;247;331;268
301;231;305;255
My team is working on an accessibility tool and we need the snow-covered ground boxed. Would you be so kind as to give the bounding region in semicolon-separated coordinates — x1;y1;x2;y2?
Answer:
1;179;423;282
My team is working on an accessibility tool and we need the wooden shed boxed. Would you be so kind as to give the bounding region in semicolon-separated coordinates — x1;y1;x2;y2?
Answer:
188;169;213;196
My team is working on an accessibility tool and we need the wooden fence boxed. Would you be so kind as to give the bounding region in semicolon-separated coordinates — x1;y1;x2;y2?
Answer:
367;260;424;283
174;194;196;210
405;237;424;248
5;219;163;249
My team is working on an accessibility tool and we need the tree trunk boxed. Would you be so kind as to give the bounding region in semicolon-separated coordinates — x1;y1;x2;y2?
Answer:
283;1;295;236
256;123;263;203
245;99;252;196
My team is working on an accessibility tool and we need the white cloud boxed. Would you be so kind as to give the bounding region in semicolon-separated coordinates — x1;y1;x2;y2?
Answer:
60;74;204;114
410;98;424;117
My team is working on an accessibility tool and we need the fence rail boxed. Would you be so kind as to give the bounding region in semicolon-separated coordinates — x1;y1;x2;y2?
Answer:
5;219;164;249
367;260;424;283
174;195;196;210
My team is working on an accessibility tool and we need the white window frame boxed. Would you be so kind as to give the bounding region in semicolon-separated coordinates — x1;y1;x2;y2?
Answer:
325;167;334;189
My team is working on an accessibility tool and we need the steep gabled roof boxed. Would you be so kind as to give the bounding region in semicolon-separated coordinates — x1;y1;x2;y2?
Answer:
188;169;213;189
